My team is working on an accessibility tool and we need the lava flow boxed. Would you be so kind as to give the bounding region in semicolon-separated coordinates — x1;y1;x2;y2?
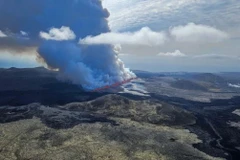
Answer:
91;77;137;92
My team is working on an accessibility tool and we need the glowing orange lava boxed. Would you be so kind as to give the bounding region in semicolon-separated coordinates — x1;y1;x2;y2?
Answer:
91;77;137;92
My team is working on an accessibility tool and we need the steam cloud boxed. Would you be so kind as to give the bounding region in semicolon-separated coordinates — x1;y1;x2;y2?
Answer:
0;0;135;90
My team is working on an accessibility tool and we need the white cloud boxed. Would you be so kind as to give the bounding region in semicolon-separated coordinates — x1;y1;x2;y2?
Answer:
103;0;205;31
228;83;240;88
193;54;236;59
20;31;28;36
80;23;229;46
40;26;76;41
157;50;186;57
103;0;240;34
80;27;167;46
170;23;229;43
0;30;7;37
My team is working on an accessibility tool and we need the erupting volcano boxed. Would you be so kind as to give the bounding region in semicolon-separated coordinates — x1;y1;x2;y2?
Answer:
0;0;136;90
91;77;137;92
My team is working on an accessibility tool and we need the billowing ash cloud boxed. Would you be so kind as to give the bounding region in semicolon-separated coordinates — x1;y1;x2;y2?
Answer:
0;0;135;90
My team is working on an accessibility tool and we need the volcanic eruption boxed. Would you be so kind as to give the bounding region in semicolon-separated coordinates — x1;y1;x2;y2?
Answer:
0;0;136;90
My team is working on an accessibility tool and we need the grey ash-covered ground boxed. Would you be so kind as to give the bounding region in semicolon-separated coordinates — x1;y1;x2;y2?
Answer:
0;67;240;160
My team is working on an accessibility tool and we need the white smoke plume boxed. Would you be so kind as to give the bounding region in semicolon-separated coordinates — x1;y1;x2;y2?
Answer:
0;0;135;90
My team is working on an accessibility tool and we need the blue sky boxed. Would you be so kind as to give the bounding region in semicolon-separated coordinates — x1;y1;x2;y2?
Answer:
0;0;240;72
101;0;240;72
